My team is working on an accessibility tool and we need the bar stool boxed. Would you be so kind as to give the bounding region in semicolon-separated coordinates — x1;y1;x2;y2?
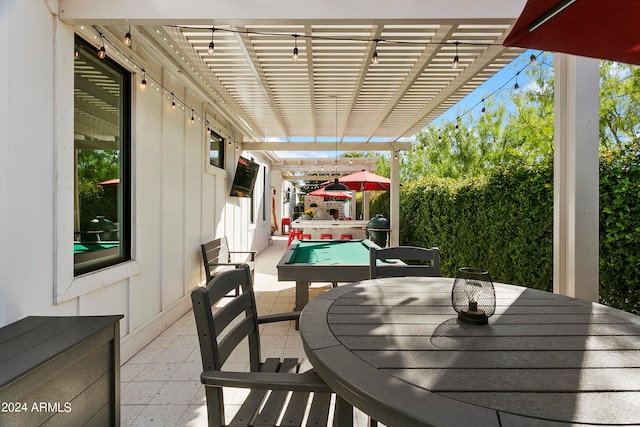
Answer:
281;218;291;235
300;234;312;240
339;234;353;240
320;233;333;239
287;230;301;246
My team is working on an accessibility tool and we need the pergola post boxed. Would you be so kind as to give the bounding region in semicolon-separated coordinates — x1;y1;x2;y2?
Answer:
553;54;599;302
390;149;400;246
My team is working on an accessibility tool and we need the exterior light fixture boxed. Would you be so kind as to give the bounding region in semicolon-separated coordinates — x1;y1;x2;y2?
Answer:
124;26;132;47
325;96;349;192
97;35;106;59
452;267;496;325
452;41;460;69
372;39;380;64
292;34;299;61
208;28;215;55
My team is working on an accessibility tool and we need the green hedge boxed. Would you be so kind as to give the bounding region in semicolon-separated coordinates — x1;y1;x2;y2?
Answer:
599;156;640;315
369;159;640;315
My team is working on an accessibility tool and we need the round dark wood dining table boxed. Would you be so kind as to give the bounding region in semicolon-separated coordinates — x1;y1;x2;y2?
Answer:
300;277;640;426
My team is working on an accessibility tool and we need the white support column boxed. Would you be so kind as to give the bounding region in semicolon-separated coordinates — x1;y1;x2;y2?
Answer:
389;149;400;246
553;54;599;302
362;191;370;220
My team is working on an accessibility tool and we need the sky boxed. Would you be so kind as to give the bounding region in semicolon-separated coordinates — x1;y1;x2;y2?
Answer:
279;49;538;159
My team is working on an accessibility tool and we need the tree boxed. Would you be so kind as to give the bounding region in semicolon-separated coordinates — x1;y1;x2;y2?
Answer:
401;53;555;181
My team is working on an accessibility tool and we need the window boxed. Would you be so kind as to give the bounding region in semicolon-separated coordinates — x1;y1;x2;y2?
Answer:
209;130;224;169
73;35;131;276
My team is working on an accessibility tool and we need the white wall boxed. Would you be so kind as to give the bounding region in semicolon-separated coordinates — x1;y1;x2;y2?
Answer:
0;0;272;361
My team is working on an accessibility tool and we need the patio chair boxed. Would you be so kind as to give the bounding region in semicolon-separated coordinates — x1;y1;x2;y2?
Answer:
369;245;441;279
201;236;256;296
191;264;353;427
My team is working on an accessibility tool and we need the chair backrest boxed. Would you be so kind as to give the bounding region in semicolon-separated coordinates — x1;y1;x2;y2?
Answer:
191;264;261;373
200;237;232;282
369;245;441;278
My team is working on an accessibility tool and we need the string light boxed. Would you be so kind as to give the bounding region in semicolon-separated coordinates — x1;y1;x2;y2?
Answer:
171;93;176;109
208;28;215;55
292;34;299;62
97;34;106;59
123;25;132;47
372;39;379;65
87;26;234;143
430;51;545;149
191;110;195;123
452;41;460;69
87;25;541;155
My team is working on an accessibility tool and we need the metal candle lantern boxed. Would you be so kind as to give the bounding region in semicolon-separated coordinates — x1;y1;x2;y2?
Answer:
452;267;496;325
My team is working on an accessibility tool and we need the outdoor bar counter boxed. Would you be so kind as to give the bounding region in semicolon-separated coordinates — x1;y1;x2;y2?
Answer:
290;219;368;239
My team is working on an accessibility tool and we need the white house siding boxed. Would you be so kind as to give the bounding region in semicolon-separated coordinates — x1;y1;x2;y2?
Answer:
0;0;272;362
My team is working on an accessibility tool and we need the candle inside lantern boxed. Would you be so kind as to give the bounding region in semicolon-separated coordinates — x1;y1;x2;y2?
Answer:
452;267;496;325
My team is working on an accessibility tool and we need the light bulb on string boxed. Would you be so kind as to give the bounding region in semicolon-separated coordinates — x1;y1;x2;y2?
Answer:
292;34;299;62
97;35;106;59
171;93;176;110
481;98;486;113
208;28;215;55
514;72;520;90
140;70;147;89
124;25;132;47
452;41;459;69
372;39;379;65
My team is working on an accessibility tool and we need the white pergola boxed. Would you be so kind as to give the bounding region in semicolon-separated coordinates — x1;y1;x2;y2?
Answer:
59;0;599;301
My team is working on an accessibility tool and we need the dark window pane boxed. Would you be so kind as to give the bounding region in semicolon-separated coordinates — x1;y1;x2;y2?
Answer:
209;131;224;168
73;35;131;275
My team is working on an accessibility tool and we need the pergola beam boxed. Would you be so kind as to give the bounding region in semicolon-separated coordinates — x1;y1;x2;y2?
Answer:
243;141;412;151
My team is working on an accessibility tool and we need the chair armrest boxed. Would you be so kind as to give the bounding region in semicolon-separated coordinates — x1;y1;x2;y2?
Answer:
229;250;257;261
205;261;243;268
257;311;301;324
200;370;332;393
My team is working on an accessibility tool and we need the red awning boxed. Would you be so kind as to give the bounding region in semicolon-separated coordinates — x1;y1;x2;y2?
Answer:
504;0;640;66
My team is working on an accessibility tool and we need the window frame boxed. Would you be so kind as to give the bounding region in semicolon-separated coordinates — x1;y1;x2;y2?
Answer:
72;34;132;276
208;129;225;170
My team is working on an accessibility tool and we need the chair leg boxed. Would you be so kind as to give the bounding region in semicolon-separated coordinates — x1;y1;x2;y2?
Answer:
334;395;353;427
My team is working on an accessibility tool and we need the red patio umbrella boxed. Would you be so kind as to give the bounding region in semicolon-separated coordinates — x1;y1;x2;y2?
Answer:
504;0;640;66
307;187;352;199
336;170;391;192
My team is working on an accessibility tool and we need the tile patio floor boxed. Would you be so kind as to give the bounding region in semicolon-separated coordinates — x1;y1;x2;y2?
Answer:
121;235;372;426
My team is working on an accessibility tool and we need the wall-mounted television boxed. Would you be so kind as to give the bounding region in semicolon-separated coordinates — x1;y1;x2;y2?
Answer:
229;156;259;198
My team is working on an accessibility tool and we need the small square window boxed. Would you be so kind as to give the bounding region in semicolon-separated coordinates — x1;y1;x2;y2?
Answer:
209;131;224;169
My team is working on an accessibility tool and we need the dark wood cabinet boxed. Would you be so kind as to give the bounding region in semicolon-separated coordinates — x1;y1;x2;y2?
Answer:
0;315;123;426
